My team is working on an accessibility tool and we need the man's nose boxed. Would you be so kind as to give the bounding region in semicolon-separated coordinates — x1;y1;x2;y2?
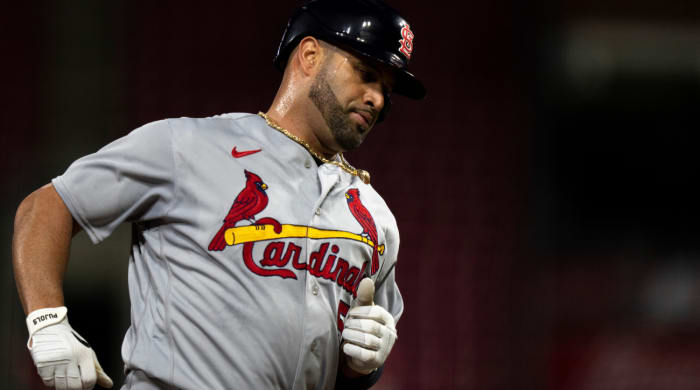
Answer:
363;83;384;113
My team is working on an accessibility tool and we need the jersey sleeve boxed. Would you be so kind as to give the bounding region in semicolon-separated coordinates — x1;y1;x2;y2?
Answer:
52;119;177;244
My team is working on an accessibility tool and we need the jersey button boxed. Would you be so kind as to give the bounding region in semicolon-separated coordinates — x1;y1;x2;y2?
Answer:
304;160;312;169
314;208;321;216
312;285;319;295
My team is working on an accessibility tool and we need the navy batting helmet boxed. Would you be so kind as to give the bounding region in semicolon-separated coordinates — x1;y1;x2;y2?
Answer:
274;0;426;100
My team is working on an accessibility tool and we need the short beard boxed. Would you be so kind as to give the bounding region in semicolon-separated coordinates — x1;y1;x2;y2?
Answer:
308;66;364;151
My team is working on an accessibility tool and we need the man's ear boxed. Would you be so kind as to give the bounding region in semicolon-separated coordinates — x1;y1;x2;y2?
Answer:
295;36;324;76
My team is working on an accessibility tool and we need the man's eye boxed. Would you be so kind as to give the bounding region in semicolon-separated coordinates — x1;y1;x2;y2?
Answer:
357;68;377;82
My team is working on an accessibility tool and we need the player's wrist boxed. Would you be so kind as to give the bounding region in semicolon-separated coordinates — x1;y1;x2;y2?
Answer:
340;351;376;377
25;306;68;348
345;357;377;375
336;360;384;390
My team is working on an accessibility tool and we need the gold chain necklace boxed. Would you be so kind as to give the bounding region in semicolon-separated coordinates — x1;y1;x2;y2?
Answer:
258;112;371;184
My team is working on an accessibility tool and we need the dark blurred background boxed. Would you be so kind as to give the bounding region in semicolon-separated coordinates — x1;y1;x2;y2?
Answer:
3;1;700;389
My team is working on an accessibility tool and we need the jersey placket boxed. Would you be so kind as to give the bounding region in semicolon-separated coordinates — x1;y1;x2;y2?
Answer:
294;164;342;388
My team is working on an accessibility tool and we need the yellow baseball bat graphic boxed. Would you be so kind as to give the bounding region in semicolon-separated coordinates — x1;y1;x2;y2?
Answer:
224;224;385;255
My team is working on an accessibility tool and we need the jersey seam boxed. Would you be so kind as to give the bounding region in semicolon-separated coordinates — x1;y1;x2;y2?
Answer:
124;230;156;375
375;262;395;292
161;226;176;385
161;119;181;221
162;119;180;385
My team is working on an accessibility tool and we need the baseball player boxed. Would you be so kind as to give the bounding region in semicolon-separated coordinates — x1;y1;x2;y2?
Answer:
12;0;425;389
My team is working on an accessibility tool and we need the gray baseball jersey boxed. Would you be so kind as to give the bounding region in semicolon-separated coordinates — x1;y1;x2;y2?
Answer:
52;113;403;390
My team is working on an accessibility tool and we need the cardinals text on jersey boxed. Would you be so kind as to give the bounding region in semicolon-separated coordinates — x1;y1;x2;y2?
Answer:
207;170;385;297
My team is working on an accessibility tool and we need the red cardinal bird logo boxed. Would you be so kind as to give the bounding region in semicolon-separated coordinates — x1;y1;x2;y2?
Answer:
345;188;381;275
208;170;269;251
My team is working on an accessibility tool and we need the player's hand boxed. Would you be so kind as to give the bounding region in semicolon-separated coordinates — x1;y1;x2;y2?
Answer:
26;306;113;390
341;278;397;375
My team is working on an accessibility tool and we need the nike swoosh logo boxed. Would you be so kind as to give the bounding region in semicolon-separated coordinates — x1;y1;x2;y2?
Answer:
232;146;262;158
72;331;91;348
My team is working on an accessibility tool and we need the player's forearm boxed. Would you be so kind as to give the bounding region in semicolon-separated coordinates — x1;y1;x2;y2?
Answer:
12;184;76;314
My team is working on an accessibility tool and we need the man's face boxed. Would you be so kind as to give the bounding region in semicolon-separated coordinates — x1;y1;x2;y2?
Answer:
308;46;394;152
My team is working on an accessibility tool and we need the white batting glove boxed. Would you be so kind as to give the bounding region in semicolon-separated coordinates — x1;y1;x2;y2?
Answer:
26;306;113;390
342;279;397;375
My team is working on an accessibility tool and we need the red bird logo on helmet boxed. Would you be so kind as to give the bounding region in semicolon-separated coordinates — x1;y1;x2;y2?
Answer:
345;188;381;274
208;170;269;251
